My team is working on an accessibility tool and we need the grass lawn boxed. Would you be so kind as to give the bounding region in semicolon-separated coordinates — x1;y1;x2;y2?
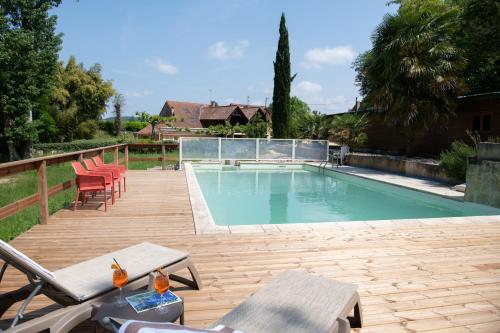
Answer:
0;149;179;241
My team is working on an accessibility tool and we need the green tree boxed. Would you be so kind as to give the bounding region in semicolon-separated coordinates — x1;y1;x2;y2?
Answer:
289;97;311;138
272;13;295;138
244;116;268;138
271;96;330;139
300;110;330;140
113;93;125;136
329;113;370;148
135;111;174;141
457;0;500;93
0;0;62;161
48;56;115;141
354;0;465;154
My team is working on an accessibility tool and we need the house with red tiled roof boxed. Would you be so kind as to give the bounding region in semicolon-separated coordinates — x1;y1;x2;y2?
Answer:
137;100;270;138
159;100;269;128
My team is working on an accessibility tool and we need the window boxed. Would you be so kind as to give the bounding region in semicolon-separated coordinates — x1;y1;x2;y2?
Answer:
472;114;493;133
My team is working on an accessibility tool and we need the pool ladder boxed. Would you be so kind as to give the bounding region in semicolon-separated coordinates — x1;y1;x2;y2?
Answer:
318;154;340;173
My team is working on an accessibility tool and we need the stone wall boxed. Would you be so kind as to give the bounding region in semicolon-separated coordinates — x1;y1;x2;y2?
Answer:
345;153;460;184
465;143;500;208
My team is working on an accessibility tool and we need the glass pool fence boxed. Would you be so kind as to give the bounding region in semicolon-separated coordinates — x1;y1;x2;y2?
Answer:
180;137;328;163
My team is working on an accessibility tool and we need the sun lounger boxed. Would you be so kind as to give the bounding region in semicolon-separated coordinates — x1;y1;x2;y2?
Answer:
0;241;202;332
106;270;362;333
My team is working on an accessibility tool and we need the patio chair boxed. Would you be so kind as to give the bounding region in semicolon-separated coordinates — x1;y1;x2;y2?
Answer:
0;241;202;332
83;159;123;199
93;156;127;192
105;270;362;333
71;161;115;211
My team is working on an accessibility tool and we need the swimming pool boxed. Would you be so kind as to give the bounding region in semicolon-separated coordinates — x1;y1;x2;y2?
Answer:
191;164;500;226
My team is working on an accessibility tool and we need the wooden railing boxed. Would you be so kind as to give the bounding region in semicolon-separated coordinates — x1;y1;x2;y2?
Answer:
0;143;178;224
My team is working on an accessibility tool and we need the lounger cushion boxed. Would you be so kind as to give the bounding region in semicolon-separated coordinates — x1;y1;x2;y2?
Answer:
119;322;242;333
212;270;358;333
0;240;56;280
52;242;188;301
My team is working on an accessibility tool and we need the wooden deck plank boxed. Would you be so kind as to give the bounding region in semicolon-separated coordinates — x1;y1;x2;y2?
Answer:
1;170;500;332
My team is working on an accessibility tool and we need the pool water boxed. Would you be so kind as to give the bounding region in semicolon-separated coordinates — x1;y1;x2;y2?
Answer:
193;164;499;226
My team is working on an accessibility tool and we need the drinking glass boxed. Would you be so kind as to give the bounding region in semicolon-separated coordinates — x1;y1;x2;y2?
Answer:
112;268;128;307
154;269;170;312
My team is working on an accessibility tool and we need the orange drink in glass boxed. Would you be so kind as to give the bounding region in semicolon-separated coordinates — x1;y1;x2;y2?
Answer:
112;261;128;306
154;269;170;311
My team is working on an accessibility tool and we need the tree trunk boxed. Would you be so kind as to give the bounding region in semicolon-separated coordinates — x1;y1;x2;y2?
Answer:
7;142;21;161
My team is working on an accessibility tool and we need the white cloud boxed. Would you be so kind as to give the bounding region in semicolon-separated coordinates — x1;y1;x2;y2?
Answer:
301;46;356;69
208;40;249;60
292;80;348;113
293;81;323;95
146;58;179;75
124;90;153;98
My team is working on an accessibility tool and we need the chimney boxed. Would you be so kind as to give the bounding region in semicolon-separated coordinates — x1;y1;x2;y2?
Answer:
210;100;218;107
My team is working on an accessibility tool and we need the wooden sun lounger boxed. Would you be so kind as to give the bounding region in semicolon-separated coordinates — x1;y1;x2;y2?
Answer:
108;270;362;333
0;241;202;332
212;270;362;333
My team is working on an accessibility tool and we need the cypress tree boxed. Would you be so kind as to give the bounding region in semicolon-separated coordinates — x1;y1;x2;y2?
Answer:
272;13;294;138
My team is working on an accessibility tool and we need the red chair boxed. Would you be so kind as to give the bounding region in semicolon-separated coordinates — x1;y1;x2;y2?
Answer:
71;162;114;211
83;159;122;198
93;156;126;192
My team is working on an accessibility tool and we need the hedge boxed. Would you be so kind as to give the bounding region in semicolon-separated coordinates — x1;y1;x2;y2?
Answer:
34;138;125;153
124;121;147;132
98;121;115;134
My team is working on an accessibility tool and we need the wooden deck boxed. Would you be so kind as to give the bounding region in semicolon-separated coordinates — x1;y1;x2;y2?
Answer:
3;170;500;332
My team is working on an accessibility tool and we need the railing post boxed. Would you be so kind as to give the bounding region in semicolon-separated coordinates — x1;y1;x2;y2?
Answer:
179;139;183;167
124;145;129;170
256;138;260;161
37;161;49;225
161;144;166;170
113;146;119;165
100;149;105;162
78;153;83;162
292;139;296;161
218;138;222;161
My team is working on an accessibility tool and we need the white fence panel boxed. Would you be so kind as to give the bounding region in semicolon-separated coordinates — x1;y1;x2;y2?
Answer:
221;139;256;160
181;137;219;160
295;140;329;161
258;139;293;160
180;137;328;162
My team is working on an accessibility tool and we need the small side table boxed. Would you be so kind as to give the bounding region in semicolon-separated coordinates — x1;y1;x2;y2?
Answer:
92;289;184;332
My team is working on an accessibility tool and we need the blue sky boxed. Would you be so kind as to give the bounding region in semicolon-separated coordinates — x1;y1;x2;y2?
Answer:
52;1;396;117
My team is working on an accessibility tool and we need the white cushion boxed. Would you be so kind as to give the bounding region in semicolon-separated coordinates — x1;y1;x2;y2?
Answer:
119;322;243;333
0;240;56;280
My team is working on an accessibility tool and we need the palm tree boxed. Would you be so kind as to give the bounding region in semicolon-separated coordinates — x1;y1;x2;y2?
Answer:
354;1;465;154
329;113;369;148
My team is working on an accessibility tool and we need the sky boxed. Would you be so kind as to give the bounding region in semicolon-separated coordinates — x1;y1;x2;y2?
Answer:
52;1;397;117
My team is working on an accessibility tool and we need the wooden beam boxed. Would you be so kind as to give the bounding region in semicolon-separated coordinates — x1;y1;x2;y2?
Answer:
124;146;129;170
37;161;49;225
162;145;166;170
0;144;126;178
113;146;119;165
128;157;178;162
0;194;39;220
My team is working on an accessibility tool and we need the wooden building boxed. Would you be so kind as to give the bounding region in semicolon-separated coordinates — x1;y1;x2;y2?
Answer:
328;92;500;156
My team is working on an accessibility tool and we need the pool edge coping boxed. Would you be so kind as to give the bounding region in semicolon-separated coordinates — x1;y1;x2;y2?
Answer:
184;162;500;235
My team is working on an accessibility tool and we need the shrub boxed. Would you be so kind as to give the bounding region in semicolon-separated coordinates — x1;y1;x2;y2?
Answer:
98;120;115;134
34;138;125;153
124;121;147;132
439;140;476;181
76;120;99;139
